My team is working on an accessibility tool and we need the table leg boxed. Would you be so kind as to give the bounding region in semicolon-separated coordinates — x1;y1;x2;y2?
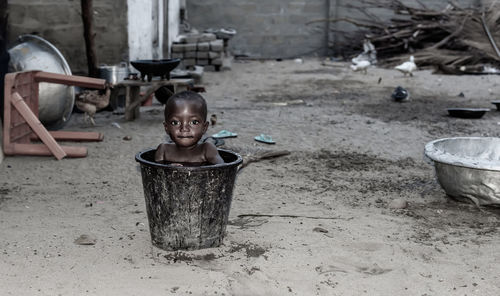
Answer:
125;85;141;121
131;86;141;119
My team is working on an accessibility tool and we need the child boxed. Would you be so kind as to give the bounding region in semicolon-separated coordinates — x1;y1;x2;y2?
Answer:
155;90;224;166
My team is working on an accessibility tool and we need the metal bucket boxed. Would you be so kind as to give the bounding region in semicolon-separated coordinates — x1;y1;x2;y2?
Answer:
99;63;129;110
135;148;242;251
424;137;500;206
98;62;129;85
8;34;74;130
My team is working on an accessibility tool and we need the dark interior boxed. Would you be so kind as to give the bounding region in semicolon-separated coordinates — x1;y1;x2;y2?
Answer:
139;148;238;165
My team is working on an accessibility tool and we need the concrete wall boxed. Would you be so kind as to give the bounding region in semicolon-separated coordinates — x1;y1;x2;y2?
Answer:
186;0;329;58
7;0;128;75
186;0;481;58
5;0;484;71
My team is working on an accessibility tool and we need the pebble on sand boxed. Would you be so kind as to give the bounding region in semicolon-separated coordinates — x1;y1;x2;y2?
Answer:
74;234;97;245
388;199;408;209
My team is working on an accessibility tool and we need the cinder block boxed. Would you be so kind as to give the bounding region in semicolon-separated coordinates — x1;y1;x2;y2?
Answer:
196;51;209;59
185;34;201;44
184;51;197;58
211;58;222;66
177;35;188;43
210;40;224;51
196;59;209;66
208;51;221;59
184;43;197;51
198;33;217;42
197;42;210;51
171;52;184;59
182;59;196;66
171;43;184;53
204;65;216;72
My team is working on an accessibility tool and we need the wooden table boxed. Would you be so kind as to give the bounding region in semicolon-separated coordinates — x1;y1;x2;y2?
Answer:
115;78;194;120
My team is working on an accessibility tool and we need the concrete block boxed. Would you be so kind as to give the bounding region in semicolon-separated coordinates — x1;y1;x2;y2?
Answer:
198;33;217;42
171;52;184;59
196;59;209;66
177;35;188;43
197;42;210;51
184;51;197;58
208;51;221;59
211;58;222;66
196;51;209;59
210;40;223;51
221;56;233;71
185;34;201;43
204;65;216;72
183;59;196;66
171;43;184;53
184;43;197;51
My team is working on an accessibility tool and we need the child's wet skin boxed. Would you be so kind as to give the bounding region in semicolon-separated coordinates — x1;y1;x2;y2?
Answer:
154;91;224;166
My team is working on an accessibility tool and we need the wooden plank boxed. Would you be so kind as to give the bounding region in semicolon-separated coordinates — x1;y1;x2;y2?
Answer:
10;143;87;158
30;131;104;142
34;72;105;89
11;92;66;160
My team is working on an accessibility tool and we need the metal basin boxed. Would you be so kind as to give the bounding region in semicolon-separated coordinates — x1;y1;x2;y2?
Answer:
8;34;74;130
424;137;500;206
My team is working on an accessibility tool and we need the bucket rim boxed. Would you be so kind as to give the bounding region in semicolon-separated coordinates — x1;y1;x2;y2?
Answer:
135;148;243;170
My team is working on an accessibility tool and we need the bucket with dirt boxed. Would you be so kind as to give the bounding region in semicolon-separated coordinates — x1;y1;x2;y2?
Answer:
135;148;242;250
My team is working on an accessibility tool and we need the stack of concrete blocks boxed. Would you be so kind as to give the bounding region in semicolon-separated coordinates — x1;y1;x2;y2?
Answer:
171;33;225;71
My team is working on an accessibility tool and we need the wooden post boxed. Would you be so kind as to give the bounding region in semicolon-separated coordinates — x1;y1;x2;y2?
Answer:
81;0;99;77
0;0;9;122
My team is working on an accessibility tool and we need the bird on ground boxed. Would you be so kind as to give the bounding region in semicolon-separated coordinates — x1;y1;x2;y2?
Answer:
210;114;217;126
391;86;410;102
395;55;417;76
350;60;371;74
75;83;113;125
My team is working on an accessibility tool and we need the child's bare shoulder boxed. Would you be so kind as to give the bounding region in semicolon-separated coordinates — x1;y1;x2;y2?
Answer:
155;143;175;162
201;142;224;164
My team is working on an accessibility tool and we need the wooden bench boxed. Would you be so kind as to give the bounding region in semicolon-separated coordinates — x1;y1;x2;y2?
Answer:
114;78;194;121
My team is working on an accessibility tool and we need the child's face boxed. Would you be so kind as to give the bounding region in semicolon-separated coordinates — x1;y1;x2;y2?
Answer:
164;100;208;148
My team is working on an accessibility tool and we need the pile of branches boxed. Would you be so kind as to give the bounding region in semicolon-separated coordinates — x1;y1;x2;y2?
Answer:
322;1;500;73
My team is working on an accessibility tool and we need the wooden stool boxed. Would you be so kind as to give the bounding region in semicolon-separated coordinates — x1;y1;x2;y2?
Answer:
2;71;106;160
115;78;194;121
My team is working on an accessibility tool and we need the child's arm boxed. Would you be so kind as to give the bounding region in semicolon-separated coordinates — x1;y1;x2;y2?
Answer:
154;144;167;163
204;142;224;164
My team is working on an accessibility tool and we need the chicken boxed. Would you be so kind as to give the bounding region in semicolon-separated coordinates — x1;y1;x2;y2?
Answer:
210;114;217;126
395;56;417;76
350;60;370;74
75;83;112;125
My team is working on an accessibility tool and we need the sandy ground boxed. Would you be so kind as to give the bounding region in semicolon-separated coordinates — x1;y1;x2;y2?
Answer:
1;59;500;295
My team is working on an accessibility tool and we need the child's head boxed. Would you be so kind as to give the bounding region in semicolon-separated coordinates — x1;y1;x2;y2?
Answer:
163;91;209;147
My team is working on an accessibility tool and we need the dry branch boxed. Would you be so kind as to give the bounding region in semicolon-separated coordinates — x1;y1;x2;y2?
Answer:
315;0;500;73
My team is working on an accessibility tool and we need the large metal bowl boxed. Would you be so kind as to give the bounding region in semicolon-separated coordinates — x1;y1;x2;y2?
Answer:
8;34;74;130
424;137;500;206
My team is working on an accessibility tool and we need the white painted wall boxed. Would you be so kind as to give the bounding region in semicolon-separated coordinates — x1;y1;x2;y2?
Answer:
127;0;179;61
127;0;154;61
167;0;180;56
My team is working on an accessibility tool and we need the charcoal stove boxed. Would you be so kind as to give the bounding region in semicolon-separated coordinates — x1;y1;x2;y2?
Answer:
130;59;181;82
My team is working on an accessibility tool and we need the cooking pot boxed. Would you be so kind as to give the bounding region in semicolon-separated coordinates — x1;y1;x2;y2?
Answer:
98;62;129;85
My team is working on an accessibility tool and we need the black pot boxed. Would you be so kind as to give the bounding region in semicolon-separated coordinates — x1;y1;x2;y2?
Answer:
130;59;181;81
447;108;490;119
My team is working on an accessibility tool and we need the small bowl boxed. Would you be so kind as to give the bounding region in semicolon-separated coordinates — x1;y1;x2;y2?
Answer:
447;108;489;119
491;101;500;110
